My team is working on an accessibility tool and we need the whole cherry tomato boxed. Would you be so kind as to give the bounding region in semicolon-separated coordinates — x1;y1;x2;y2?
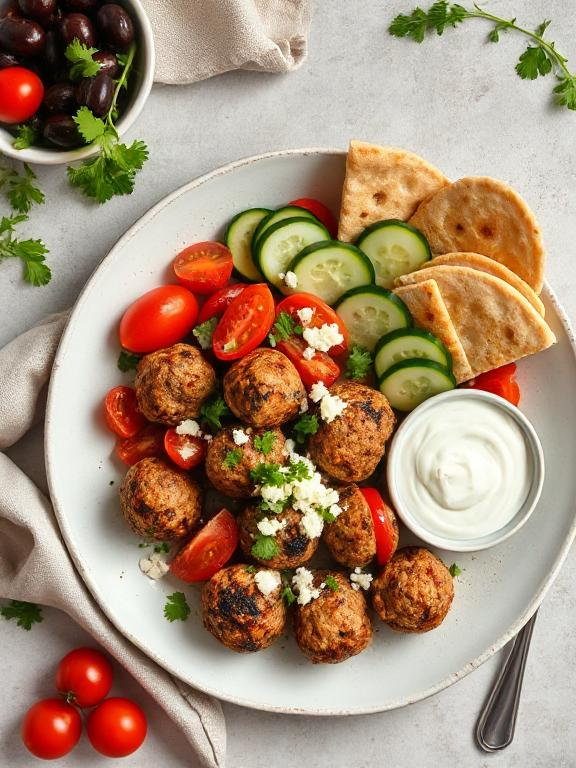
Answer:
86;697;147;758
56;647;113;708
0;66;44;123
288;197;338;238
104;386;145;439
21;698;82;760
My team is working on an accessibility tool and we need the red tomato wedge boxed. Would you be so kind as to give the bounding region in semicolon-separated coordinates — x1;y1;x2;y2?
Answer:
276;292;349;356
120;285;199;354
288;198;338;238
462;363;520;406
212;283;275;361
198;283;248;324
104;386;145;439
276;336;340;389
164;429;206;470
360;488;399;566
173;241;234;295
170;509;239;582
115;424;165;466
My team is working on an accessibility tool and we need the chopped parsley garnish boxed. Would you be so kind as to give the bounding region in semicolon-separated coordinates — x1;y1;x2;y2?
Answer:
292;413;319;444
154;542;170;554
192;317;218;350
281;585;297;606
117;349;141;372
251;534;280;561
325;574;339;591
268;311;303;347
253;431;277;455
449;563;462;578
259;497;289;515
163;592;191;622
345;345;373;380
320;507;337;523
285;456;312;482
1;600;43;631
245;565;257;574
223;448;243;468
250;461;285;487
200;395;231;431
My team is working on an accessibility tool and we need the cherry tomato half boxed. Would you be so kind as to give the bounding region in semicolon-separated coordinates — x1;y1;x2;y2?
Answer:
276;336;340;389
0;67;44;124
360;488;399;567
197;282;248;324
212;283;275;361
288;197;338;238
104;386;145;439
173;241;234;295
119;285;199;354
164;428;206;470
86;697;147;758
56;647;113;708
276;292;349;357
462;363;520;406
21;698;82;760
115;424;165;466
170;509;239;582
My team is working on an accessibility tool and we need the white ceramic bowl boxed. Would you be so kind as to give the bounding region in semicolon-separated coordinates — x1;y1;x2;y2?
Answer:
387;388;545;552
0;0;155;164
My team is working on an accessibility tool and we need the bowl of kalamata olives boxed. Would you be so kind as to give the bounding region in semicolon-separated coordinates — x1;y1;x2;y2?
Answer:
0;0;154;163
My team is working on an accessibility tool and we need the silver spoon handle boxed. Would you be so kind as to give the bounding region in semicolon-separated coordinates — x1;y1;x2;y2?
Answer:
475;611;538;752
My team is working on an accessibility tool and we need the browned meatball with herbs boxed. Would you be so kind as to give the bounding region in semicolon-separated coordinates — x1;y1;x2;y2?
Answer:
293;570;372;664
323;484;376;568
238;504;319;569
223;348;306;428
371;547;454;633
308;381;395;482
201;564;286;652
119;457;202;541
205;425;286;498
135;343;216;425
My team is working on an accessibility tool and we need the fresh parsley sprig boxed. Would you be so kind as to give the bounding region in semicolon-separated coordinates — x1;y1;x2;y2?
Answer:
0;214;51;286
0;163;44;214
1;600;44;631
251;533;280;561
291;413;319;445
389;2;576;110
118;349;141;372
12;123;40;150
200;395;231;432
223;448;243;468
253;431;277;455
345;345;373;380
163;591;191;622
65;39;102;80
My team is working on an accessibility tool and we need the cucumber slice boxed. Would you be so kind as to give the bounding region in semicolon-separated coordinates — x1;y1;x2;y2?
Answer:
252;206;317;251
356;220;432;289
226;208;271;281
374;328;452;379
333;286;412;351
254;217;330;290
289;242;375;305
379;359;456;412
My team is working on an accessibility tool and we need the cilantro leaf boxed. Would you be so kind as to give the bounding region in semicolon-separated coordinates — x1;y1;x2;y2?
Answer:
5;163;44;214
65;39;101;79
23;258;52;287
324;574;339;591
118;349;141;372
291;413;319;444
389;7;428;41
200;395;231;431
281;585;297;605
253;431;277;455
163;592;190;622
449;563;462;578
251;534;279;561
223;448;243;468
554;75;576;110
268;311;302;347
320;507;336;523
154;542;170;554
345;345;373;380
250;462;285;487
12;123;39;150
0;600;43;631
426;1;468;35
535;19;552;38
284;456;312;483
245;565;257;574
0;213;51;287
516;45;552;80
73;106;106;143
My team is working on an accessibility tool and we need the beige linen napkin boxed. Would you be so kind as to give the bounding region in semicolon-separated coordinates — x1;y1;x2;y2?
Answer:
143;0;312;84
0;314;226;768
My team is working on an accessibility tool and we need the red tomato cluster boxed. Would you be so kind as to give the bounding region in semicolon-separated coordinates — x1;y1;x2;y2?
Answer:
21;648;146;761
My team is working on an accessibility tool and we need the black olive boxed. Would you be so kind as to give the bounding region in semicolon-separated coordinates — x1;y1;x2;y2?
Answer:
75;70;112;116
64;0;99;10
96;3;133;51
43;80;76;113
43;112;82;146
17;0;56;24
0;15;45;55
60;11;94;47
0;50;19;67
92;48;118;77
0;0;19;19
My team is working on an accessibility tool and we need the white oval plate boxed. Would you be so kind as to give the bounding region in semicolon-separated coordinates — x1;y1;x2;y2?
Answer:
46;149;576;715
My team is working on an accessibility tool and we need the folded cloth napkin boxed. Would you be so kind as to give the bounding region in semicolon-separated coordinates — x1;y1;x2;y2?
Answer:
0;314;226;768
143;0;312;84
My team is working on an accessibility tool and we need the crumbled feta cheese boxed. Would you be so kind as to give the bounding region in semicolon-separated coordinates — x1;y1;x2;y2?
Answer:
203;433;213;442
299;509;324;539
257;516;287;536
284;271;298;289
299;398;309;413
292;471;339;514
176;419;202;437
350;570;373;591
309;381;329;403
278;272;285;280
297;307;314;326
320;392;348;423
139;552;169;580
223;340;237;353
292;567;321;606
254;569;281;596
177;444;198;461
329;503;342;519
232;428;249;446
303;346;315;361
260;484;292;505
283;438;296;456
302;322;344;353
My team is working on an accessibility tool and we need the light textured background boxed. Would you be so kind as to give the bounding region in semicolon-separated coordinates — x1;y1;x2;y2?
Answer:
2;0;576;765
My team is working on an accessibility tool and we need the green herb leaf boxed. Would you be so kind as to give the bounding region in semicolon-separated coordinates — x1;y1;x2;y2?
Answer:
554;75;576;110
449;563;462;578
163;591;191;622
118;349;141;372
516;45;552;80
253;431;277;455
0;213;51;286
65;39;101;79
324;574;339;591
73;106;106;143
12;123;39;150
192;317;218;350
4;163;44;214
427;1;468;34
535;19;552;37
200;395;231;431
245;565;257;574
345;345;373;380
154;542;170;554
223;448;243;468
250;462;286;487
291;413;319;444
320;507;336;523
284;456;312;483
389;7;428;41
251;534;280;561
0;600;43;631
268;311;301;346
281;585;297;605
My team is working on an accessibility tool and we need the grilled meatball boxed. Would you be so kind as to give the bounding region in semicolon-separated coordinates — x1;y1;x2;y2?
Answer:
238;504;319;569
223;348;306;428
119;457;202;541
371;547;454;633
294;570;372;664
308;381;395;482
201;564;286;652
135;343;216;425
205;425;286;498
323;484;376;568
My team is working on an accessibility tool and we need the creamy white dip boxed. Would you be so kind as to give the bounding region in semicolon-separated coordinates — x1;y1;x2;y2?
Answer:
396;399;531;539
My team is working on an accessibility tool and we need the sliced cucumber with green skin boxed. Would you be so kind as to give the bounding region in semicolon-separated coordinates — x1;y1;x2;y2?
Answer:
252;206;317;251
374;328;452;379
254;217;330;290
333;285;412;351
356;220;432;289
379;359;456;412
289;242;375;305
225;208;271;281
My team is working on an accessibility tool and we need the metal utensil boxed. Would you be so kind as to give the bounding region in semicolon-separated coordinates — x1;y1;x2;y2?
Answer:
476;611;538;752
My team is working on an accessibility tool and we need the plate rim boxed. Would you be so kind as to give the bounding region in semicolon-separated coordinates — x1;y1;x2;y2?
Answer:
45;147;576;715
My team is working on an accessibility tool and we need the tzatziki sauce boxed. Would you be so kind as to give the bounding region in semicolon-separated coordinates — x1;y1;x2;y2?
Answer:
396;398;531;540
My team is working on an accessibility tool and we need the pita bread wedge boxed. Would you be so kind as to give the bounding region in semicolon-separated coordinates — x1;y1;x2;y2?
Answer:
409;177;545;293
395;266;555;377
393;280;474;383
338;141;449;242
424;253;545;316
